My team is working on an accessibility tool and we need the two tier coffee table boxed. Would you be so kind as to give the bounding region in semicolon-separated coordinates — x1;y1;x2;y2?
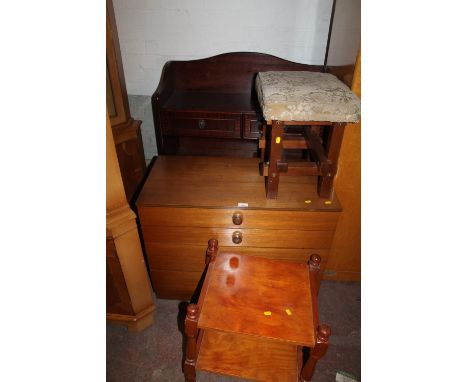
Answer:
183;239;330;382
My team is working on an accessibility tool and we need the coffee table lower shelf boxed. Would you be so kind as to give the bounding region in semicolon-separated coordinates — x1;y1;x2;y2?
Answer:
196;329;301;382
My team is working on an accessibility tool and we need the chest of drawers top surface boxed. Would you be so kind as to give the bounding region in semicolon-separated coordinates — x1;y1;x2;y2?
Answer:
136;156;341;212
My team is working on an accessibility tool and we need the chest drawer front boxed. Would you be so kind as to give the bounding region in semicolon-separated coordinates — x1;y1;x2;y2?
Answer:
145;242;330;272
146;245;331;299
162;111;241;139
138;207;339;231
141;226;334;249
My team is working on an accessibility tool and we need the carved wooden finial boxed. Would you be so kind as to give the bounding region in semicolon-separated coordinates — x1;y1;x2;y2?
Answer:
317;324;331;342
308;254;321;271
206;239;219;264
186;304;199;320
208;239;218;251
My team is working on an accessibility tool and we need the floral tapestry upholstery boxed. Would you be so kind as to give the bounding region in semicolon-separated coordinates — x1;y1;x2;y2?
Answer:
255;71;361;123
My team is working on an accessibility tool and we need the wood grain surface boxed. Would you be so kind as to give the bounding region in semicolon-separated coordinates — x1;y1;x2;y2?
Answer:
145;242;330;272
163;110;242;139
137;155;341;299
141;226;335;249
153;52;324;156
326;49;361;281
197;330;298;382
163;92;255;113
149;269;201;300
138;206;339;231
106;108;155;330
198;253;315;347
136;156;341;211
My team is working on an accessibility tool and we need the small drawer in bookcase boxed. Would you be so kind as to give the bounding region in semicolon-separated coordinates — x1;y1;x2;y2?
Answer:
162;111;241;139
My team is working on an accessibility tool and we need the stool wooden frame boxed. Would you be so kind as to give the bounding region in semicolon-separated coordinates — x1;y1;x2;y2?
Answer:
259;120;346;199
183;239;331;382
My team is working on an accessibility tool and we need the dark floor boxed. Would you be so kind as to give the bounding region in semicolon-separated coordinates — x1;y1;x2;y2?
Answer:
107;281;360;382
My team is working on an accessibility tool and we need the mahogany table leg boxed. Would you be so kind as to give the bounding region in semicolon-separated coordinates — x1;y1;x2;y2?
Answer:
183;304;200;382
266;120;285;199
318;122;346;198
300;324;331;382
308;254;322;296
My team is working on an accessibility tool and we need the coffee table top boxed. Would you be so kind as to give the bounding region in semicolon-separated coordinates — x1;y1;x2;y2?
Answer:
198;252;315;347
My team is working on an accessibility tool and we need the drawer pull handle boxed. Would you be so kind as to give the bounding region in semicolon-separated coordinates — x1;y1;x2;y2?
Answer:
232;231;243;244
232;212;243;225
198;119;206;129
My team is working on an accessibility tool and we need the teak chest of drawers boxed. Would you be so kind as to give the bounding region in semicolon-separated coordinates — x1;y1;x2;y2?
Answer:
136;156;341;300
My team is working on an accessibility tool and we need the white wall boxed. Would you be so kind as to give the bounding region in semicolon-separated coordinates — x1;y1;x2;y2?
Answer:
327;0;361;66
113;0;334;96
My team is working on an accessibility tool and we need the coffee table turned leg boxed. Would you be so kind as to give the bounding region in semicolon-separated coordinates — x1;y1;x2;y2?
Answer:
300;324;331;382
301;254;330;381
183;304;199;382
308;254;322;295
318;122;346;199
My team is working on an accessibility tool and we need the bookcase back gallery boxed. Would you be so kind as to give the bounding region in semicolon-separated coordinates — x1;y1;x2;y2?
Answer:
152;52;326;157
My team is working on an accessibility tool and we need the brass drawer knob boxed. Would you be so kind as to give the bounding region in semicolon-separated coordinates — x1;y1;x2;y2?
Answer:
232;231;242;244
198;119;206;129
232;211;243;225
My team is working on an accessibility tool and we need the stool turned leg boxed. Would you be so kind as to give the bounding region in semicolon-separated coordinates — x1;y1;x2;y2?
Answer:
260;123;266;162
183;304;200;382
266;120;285;199
300;325;331;382
205;239;218;264
318;123;346;198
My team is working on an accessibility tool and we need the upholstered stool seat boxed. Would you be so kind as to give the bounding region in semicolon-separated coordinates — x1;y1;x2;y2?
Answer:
255;71;361;199
256;71;360;123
